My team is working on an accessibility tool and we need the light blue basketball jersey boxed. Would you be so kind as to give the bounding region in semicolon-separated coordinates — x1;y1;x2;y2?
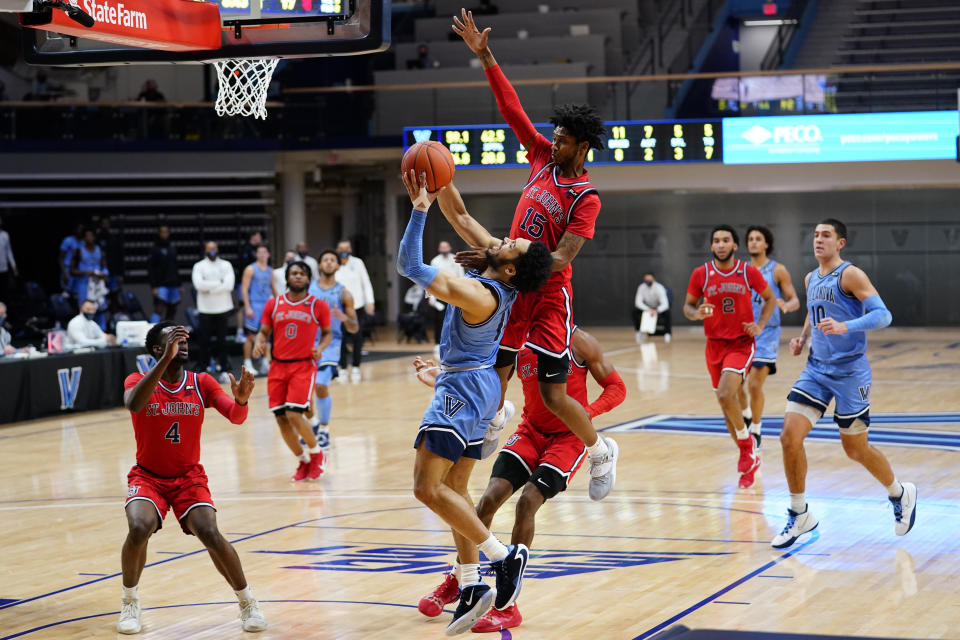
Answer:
309;280;344;366
438;270;517;369
248;264;273;306
752;259;781;365
806;261;868;368
752;260;781;328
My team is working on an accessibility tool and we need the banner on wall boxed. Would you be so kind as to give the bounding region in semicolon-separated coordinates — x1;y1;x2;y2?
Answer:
722;110;958;164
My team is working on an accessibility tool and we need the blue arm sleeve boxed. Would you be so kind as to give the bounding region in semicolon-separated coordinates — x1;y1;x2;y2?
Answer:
396;209;440;290
845;295;892;332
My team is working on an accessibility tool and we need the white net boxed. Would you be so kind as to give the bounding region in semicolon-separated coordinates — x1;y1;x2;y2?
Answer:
213;58;280;120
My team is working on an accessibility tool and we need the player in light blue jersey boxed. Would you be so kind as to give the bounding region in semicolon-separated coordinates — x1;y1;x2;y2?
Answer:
737;226;799;449
399;170;552;635
306;250;358;450
241;244;276;377
772;219;916;549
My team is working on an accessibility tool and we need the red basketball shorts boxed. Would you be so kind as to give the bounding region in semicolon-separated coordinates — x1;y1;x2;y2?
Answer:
267;359;316;412
501;420;587;489
705;336;756;389
500;281;574;359
125;464;214;535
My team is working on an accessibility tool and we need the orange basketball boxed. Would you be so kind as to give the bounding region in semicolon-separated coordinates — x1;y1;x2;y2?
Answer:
401;141;456;193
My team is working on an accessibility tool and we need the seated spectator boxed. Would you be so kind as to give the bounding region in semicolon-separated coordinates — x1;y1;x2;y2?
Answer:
137;79;166;102
70;229;109;329
0;301;14;355
634;271;671;343
67;299;117;349
406;44;438;69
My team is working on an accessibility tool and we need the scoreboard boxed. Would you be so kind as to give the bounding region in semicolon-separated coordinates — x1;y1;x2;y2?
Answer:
402;119;723;169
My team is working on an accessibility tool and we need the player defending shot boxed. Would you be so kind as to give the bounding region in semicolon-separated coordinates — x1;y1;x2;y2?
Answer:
119;322;266;634
253;262;332;482
398;170;552;635
414;328;626;633
771;219;916;548
684;225;775;489
307;250;359;450
452;9;618;501
737;225;800;447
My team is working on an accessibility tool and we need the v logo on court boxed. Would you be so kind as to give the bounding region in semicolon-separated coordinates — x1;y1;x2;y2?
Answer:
443;395;466;418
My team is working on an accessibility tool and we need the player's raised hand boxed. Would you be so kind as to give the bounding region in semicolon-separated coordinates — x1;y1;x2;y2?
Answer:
817;316;848;335
742;321;761;336
401;170;441;212
230;366;256;404
452;8;490;54
789;336;806;356
454;247;488;272
160;326;189;362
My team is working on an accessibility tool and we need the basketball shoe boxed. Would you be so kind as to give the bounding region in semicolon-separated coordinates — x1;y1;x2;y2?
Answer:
738;455;760;489
736;433;758;473
588;436;619;501
771;505;818;549
239;598;267;632
445;583;494;636
490;544;528;610
306;451;327;480
471;603;521;633
314;427;331;451
480;400;515;460
419;571;460;617
890;481;917;536
291;459;310;482
116;598;141;634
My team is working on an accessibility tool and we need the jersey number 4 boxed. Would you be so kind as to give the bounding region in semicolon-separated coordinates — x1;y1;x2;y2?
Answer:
165;422;181;444
518;207;546;238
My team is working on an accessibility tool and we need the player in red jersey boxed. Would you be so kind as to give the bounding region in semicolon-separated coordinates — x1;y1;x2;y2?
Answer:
253;261;332;482
684;225;776;488
413;327;626;632
119;321;266;634
450;10;618;502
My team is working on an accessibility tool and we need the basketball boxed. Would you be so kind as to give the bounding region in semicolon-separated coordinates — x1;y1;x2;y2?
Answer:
401;140;455;193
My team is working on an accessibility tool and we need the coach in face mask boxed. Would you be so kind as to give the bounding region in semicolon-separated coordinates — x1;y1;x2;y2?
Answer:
334;239;375;383
67;299;117;349
191;241;234;379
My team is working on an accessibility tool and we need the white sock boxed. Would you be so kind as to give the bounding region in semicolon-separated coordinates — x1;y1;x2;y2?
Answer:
886;479;904;498
451;560;462;585
308;445;322;455
309;415;321;428
489;406;506;428
586;437;608;459
478;534;509;562
735;427;750;440
298;450;310;463
235;586;253;604
790;493;806;513
743;408;752;423
122;585;139;600
459;563;481;587
750;420;762;435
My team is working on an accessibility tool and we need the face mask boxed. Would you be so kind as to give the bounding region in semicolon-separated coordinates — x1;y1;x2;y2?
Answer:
207;250;217;259
441;251;451;257
83;312;96;321
338;251;350;260
644;280;654;286
298;251;308;258
286;259;295;266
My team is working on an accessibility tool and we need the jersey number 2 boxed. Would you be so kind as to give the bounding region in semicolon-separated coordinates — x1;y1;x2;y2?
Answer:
518;207;546;238
165;422;181;444
721;297;735;314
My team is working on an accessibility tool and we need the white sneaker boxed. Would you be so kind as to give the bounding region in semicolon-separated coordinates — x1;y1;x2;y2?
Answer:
239;598;267;632
117;598;142;634
480;400;515;459
350;367;361;383
588;436;618;501
257;360;271;376
890;482;917;536
218;371;231;384
664;333;671;343
771;505;818;548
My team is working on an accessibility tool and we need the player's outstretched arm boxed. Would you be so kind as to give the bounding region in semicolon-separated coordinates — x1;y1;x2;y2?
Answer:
436;181;498;250
819;266;892;335
775;263;801;313
124;326;188;412
573;330;626;419
199;369;251;424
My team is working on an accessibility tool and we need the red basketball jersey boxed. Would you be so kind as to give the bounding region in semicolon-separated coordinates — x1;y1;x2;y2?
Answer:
124;370;224;477
260;293;330;361
686;259;768;341
516;344;589;434
510;135;601;289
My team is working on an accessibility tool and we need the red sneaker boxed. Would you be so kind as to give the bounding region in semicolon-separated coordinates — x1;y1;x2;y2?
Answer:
291;460;310;482
306;451;327;480
417;572;459;618
472;603;522;633
738;455;761;488
736;435;757;473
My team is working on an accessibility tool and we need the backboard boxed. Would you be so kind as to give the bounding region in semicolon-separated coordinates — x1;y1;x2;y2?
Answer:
20;0;390;65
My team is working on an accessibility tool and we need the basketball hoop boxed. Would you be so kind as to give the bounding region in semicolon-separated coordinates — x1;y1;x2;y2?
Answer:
213;58;279;120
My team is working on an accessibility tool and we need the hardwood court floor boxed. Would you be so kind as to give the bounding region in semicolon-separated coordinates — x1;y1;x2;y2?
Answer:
2;327;959;639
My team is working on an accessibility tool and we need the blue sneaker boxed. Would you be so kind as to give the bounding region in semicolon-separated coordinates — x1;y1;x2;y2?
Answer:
444;582;494;636
490;544;528;610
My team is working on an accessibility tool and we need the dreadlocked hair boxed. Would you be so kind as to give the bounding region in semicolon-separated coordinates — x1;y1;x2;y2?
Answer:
550;103;606;150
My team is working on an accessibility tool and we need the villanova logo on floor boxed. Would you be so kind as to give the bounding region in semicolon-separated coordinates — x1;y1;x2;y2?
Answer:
602;413;960;451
